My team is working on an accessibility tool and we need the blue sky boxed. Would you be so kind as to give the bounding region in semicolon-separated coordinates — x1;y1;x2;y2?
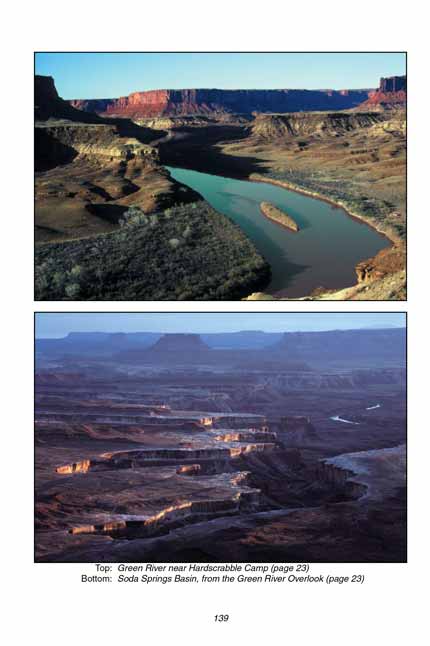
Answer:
35;313;406;338
35;53;406;99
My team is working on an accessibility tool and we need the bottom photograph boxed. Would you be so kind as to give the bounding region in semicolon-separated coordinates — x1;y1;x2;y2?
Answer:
34;312;406;563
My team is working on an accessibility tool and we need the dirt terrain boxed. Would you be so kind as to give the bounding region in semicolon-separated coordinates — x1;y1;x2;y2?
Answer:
35;329;406;562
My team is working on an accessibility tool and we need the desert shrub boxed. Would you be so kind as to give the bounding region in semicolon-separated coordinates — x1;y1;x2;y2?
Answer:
119;205;148;228
35;201;270;301
52;271;67;290
70;265;83;277
183;225;192;239
65;282;81;299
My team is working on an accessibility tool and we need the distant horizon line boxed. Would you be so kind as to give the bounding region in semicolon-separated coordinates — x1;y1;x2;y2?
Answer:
36;326;405;339
36;72;406;101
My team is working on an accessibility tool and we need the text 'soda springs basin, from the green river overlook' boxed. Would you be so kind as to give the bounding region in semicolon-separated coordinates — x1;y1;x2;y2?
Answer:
167;167;390;298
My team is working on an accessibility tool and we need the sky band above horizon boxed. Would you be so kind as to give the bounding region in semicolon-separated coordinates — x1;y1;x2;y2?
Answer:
35;52;406;100
35;313;406;338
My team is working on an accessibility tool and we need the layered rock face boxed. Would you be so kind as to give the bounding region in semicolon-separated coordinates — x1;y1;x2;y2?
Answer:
380;76;406;93
251;111;385;139
37;124;157;162
355;246;406;285
357;75;406;110
35;75;159;171
69;87;371;118
319;443;406;501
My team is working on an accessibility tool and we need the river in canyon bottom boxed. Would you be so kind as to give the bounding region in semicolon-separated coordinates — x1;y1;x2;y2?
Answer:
167;166;390;297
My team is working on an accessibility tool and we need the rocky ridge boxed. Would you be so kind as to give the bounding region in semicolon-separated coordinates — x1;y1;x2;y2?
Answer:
250;111;385;139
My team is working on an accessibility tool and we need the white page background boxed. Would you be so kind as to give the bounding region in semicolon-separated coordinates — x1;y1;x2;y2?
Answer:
2;3;426;643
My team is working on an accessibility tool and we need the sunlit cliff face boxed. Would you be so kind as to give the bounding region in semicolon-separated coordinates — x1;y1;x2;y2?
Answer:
70;491;262;537
229;443;276;458
176;464;201;476
56;459;91;474
200;417;215;427
215;433;241;442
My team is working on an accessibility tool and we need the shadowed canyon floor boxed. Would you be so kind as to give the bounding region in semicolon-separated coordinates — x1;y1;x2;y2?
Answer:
35;329;406;562
35;75;406;301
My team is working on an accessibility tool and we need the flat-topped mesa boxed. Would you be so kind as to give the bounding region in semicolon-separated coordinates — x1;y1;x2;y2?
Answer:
260;202;299;232
68;87;372;119
149;333;210;353
271;328;406;361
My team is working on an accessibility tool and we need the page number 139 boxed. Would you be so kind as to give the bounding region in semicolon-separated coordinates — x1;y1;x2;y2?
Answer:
214;615;229;622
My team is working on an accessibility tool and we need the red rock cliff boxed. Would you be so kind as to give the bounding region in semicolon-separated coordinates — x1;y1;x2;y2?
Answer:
357;75;406;109
69;87;372;118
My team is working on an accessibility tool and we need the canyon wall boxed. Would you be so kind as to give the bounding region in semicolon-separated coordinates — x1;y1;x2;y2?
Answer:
356;75;406;110
69;87;371;118
38;74;406;122
68;76;406;118
37;124;157;162
251;111;385;139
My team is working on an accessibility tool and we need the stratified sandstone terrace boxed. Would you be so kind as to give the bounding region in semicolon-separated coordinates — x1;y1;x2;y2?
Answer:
35;329;406;562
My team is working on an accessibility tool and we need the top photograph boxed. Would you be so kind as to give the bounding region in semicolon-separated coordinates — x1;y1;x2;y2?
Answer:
34;52;406;301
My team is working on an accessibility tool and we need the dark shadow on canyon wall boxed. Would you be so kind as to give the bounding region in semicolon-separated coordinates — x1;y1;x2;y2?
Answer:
159;125;269;179
35;128;78;172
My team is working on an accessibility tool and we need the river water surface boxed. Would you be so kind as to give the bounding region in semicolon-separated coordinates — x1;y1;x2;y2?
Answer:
167;166;390;297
